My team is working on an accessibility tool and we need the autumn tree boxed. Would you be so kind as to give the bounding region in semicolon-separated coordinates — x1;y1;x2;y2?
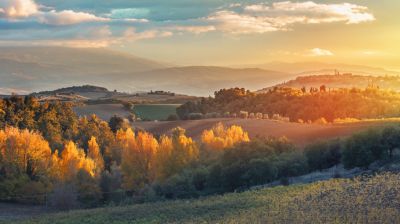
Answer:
201;122;249;151
154;127;199;182
87;137;104;178
0;127;52;179
120;129;158;192
0;127;53;201
58;141;95;182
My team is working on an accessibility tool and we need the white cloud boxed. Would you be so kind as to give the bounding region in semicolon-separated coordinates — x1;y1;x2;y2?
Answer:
37;10;109;25
208;10;279;34
123;28;172;41
0;0;110;25
308;48;334;56
206;1;375;34
0;0;38;18
171;25;216;34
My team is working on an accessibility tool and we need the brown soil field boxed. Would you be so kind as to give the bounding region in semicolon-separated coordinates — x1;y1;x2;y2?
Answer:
132;118;400;146
74;104;131;121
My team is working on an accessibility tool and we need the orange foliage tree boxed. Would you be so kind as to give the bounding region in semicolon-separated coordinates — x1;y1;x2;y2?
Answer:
154;127;199;182
120;128;159;192
87;137;104;178
201;122;249;151
57;141;95;182
0;127;52;178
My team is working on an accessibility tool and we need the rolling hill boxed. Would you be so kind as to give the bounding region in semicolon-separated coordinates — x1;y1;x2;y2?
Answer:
257;73;400;93
0;47;292;96
0;47;166;95
242;61;400;76
132;66;293;96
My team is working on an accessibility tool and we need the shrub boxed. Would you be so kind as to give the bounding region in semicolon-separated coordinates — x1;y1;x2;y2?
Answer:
188;113;203;120
166;114;178;121
342;129;384;169
314;117;328;125
48;183;79;211
304;140;341;171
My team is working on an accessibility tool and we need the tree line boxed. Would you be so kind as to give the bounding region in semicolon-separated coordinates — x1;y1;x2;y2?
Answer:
177;86;400;122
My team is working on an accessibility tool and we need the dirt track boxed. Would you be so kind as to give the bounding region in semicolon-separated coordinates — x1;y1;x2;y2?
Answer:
132;118;399;146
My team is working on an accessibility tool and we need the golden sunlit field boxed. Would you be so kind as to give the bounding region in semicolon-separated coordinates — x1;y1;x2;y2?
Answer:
133;118;400;145
8;173;400;224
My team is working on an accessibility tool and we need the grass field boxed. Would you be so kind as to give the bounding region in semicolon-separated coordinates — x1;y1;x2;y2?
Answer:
9;173;400;224
133;104;180;121
73;104;131;121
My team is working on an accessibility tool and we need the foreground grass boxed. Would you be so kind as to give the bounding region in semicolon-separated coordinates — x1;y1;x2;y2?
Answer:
12;173;400;224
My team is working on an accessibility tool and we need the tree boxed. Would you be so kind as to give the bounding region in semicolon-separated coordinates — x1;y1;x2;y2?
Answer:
121;131;158;192
87;137;104;178
201;123;249;151
109;115;127;133
154;128;199;183
59;141;95;182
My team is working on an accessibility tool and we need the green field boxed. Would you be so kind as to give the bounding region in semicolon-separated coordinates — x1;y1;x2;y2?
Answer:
12;173;400;224
133;104;180;121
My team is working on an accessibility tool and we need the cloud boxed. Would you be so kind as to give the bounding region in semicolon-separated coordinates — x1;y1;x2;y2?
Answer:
0;0;377;47
307;48;334;56
171;25;216;34
37;10;109;25
0;0;38;18
0;0;111;25
206;1;375;34
208;10;279;34
123;27;172;41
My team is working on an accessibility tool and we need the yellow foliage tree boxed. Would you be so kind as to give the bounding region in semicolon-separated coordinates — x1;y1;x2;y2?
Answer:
87;136;104;178
154;127;199;182
121;131;158;192
0;127;52;178
59;141;95;182
201;122;250;150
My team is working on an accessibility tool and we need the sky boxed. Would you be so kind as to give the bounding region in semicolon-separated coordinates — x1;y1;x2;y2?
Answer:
0;0;399;70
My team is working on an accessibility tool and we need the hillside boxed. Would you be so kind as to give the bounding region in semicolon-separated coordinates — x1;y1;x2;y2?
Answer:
243;61;400;76
0;47;292;96
0;47;166;95
8;173;400;224
258;74;400;93
133;66;293;96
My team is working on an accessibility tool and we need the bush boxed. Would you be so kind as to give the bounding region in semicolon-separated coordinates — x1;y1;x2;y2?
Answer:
274;152;308;178
48;183;79;211
188;113;203;120
342;129;384;169
166;114;178;121
305;140;341;171
314;117;328;125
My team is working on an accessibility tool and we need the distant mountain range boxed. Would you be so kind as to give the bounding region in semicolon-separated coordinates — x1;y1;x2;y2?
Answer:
0;47;398;96
238;61;400;77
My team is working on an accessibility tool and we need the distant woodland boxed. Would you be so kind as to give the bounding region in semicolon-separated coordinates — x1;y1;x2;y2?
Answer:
177;86;400;122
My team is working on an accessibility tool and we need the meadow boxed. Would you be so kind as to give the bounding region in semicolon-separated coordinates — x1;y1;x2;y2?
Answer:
10;173;400;224
133;104;180;121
